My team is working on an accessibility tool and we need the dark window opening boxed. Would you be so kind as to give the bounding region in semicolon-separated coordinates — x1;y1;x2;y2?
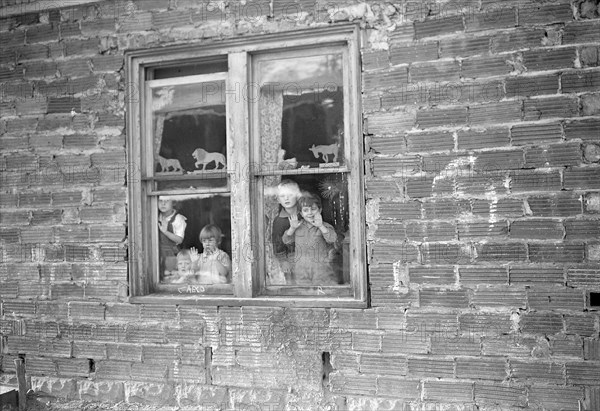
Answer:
150;57;228;79
158;109;227;173
322;351;333;387
205;347;213;384
281;89;344;166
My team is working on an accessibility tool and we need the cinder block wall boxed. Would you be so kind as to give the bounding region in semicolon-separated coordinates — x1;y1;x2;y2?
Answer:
1;0;599;409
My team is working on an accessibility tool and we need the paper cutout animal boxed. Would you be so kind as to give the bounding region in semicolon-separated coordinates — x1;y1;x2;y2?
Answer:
192;148;226;170
157;155;183;172
277;149;297;170
308;143;338;163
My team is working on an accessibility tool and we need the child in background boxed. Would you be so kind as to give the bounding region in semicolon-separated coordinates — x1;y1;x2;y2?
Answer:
282;193;338;285
270;179;302;283
158;197;187;279
163;249;195;283
190;224;231;284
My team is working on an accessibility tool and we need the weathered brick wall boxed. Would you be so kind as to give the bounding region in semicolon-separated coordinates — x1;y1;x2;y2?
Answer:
1;0;599;409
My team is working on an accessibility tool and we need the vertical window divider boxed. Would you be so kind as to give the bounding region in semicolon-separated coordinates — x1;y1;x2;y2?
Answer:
249;50;268;297
228;51;253;298
345;29;367;302
126;57;147;296
144;82;159;290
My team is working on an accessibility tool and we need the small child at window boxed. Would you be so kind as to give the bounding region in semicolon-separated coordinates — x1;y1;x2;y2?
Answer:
190;224;231;284
164;249;195;284
282;193;338;285
158;197;187;278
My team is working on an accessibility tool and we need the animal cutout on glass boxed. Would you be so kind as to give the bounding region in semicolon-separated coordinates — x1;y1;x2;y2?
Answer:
157;155;183;173
308;143;338;163
277;149;298;170
192;148;227;170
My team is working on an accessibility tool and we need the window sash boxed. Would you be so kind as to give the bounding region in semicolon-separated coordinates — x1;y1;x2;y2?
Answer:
144;71;234;292
126;24;366;306
249;44;362;299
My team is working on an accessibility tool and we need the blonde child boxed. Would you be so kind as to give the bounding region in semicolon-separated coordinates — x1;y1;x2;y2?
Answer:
164;249;195;284
269;179;302;283
282;193;338;285
158;197;187;278
190;224;231;284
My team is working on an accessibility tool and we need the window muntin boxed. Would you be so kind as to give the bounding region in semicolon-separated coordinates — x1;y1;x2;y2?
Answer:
127;26;365;306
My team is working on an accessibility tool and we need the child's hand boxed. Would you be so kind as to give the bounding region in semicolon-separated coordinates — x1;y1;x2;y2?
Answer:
158;220;166;233
288;213;301;230
312;212;324;228
190;247;199;263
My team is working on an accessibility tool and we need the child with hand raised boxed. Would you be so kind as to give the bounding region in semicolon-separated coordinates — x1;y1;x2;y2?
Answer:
282;193;338;285
190;224;231;284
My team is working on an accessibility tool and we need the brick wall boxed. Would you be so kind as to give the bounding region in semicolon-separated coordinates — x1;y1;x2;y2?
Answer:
1;0;599;409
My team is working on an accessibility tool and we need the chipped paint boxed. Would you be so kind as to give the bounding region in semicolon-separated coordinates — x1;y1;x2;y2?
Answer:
365;197;380;223
433;156;476;185
586;193;600;212
486;183;498;228
366;198;380;241
391;261;409;293
328;2;375;23
433;156;477;196
524;199;533;216
588;244;600;261
367;29;389;50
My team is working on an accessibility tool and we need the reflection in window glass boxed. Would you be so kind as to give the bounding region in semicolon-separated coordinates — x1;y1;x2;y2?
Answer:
155;176;227;192
264;174;350;286
159;195;232;285
151;57;228;79
152;80;227;179
257;54;345;171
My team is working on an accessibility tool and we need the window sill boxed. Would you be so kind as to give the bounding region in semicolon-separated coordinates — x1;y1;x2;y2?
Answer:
129;293;367;308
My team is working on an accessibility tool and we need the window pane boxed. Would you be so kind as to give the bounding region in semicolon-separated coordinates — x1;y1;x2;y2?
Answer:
263;174;350;287
159;195;232;285
154;174;228;192
151;80;228;187
151;57;228;79
255;54;345;172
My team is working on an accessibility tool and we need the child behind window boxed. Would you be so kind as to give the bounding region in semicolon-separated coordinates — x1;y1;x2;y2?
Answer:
190;224;231;284
269;179;302;283
163;249;195;284
158;197;187;279
282;193;338;285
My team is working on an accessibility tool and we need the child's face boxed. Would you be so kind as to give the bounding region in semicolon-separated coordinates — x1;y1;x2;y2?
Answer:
277;186;298;209
158;199;174;213
202;237;218;252
177;258;192;273
301;204;321;223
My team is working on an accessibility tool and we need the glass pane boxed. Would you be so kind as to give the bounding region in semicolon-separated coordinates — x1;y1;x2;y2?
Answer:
151;57;228;79
151;80;228;185
255;54;345;172
263;174;350;287
158;194;232;285
155;175;228;191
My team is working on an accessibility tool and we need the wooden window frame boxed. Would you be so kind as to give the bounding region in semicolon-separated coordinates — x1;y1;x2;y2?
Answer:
125;24;367;308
